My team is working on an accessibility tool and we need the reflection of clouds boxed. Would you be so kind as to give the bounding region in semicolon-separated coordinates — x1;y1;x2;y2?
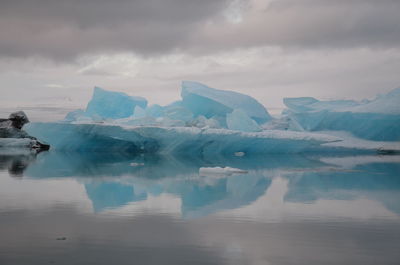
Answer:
0;172;91;212
217;177;398;222
0;210;235;265
1;153;400;265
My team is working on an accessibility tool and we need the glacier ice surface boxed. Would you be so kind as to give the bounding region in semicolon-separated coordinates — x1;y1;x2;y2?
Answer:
283;87;400;141
85;86;147;119
145;104;164;118
283;97;359;113
25;122;400;155
226;109;262;132
47;82;400;153
132;106;146;118
181;81;271;124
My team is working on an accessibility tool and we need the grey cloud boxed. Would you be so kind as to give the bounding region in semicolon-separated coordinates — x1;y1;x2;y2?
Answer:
0;0;399;60
0;0;229;60
189;0;400;52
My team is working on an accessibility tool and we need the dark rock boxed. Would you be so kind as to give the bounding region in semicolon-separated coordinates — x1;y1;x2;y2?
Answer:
9;111;30;129
0;111;50;152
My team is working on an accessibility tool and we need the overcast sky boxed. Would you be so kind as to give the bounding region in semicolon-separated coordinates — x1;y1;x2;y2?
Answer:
1;0;399;112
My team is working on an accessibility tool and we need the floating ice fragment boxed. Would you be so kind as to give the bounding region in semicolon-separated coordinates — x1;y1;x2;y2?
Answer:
199;167;248;176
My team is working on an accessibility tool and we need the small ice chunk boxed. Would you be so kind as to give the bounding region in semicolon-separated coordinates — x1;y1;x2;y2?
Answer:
85;86;147;119
130;162;145;167
226;109;262;132
234;151;245;157
199;167;248;176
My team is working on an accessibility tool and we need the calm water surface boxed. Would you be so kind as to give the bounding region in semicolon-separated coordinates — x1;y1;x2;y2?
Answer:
1;151;399;265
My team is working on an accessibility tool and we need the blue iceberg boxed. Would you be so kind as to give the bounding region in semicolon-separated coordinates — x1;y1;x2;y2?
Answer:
284;87;400;141
181;81;271;124
85;86;147;119
25;122;400;155
25;82;399;154
283;97;359;113
226;109;262;132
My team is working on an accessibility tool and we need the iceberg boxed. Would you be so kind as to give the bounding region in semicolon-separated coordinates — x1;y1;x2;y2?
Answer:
27;82;399;155
132;106;146;118
145;104;164;118
226;109;262;132
85;86;147;119
181;81;271;124
25;122;400;155
164;106;193;122
284;87;400;141
63;109;86;122
283;97;359;113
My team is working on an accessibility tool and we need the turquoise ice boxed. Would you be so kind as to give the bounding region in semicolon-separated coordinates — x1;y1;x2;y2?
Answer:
181;81;271;124
85;86;147;119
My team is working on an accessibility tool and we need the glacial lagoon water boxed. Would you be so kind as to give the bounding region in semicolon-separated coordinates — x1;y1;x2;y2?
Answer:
1;151;400;265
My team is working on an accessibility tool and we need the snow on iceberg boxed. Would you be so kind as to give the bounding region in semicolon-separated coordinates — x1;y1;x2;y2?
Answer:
85;86;147;119
284;87;400;141
181;81;271;124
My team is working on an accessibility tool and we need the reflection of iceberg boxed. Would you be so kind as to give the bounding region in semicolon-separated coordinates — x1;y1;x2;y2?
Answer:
25;152;326;179
21;151;400;217
177;173;271;218
85;182;146;212
284;157;400;214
